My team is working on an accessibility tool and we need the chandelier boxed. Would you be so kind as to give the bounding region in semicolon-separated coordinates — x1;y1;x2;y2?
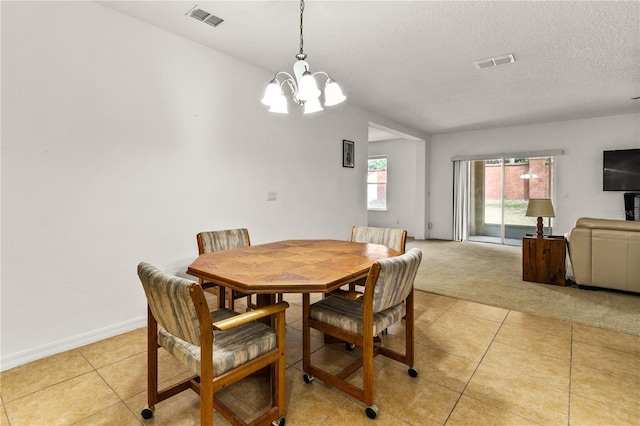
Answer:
261;0;346;114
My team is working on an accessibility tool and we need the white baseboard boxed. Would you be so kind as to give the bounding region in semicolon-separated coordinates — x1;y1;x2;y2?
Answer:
1;316;146;372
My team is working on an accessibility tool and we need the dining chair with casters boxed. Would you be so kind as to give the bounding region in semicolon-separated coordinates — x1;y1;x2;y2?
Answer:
345;226;407;292
301;248;422;419
137;262;288;426
196;228;256;310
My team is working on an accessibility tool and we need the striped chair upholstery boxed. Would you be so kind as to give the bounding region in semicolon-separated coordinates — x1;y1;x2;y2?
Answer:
138;263;201;346
303;248;422;418
137;262;288;426
197;228;251;253
138;263;276;376
350;226;407;253
307;292;406;336
196;228;255;310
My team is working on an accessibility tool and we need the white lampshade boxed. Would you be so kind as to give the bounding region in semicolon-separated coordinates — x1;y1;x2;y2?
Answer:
268;93;288;114
261;80;282;107
526;199;555;217
303;96;323;114
323;79;346;106
297;71;320;101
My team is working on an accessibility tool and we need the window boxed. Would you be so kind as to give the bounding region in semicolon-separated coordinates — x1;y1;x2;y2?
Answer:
367;157;387;210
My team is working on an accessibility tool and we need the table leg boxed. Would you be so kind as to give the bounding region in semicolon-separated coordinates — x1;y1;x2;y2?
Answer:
256;294;277;326
256;294;276;307
218;286;226;309
302;293;310;371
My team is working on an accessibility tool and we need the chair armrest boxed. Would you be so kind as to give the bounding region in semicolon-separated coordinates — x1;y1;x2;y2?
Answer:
212;301;289;331
330;289;363;301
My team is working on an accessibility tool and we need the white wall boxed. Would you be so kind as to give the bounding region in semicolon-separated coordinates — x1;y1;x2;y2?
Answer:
368;139;425;237
429;113;640;240
0;2;423;369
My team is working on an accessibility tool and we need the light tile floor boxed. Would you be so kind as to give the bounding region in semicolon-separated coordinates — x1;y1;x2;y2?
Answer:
2;291;639;425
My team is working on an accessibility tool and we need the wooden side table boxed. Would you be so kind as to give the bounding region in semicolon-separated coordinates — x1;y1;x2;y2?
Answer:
522;235;566;285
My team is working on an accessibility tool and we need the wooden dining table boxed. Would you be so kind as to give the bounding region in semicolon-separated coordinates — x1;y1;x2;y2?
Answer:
186;239;401;308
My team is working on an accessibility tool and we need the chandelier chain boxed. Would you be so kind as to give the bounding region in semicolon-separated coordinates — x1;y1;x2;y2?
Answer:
299;0;304;55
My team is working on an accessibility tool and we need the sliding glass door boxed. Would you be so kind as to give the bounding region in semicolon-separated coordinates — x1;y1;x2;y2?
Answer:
468;156;554;245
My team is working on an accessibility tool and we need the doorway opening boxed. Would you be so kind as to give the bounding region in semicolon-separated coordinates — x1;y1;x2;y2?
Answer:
367;122;427;239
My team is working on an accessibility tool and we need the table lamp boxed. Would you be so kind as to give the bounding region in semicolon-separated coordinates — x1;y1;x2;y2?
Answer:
526;198;555;238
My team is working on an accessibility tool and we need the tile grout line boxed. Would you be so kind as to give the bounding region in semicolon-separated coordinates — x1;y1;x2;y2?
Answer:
440;305;509;425
439;306;551;426
73;347;143;425
0;394;10;426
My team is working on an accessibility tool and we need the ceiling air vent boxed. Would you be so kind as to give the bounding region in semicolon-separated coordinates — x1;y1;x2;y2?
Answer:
187;5;224;27
474;54;515;69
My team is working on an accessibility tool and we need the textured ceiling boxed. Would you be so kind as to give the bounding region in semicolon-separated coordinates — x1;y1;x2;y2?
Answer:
97;1;640;136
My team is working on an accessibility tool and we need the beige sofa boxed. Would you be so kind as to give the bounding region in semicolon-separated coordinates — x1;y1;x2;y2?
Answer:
567;217;640;293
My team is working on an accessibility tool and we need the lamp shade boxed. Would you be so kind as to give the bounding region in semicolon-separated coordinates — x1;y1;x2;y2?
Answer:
261;80;282;107
297;71;320;101
303;96;323;114
324;79;346;106
526;199;555;217
268;93;288;113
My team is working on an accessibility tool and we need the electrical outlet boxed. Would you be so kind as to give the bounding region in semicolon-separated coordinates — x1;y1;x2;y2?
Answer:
267;191;277;201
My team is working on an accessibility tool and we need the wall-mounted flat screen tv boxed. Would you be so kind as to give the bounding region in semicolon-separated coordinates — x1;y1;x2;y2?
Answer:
603;149;640;191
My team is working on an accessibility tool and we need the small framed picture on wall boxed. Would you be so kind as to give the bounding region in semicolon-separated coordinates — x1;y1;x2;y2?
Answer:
343;140;354;168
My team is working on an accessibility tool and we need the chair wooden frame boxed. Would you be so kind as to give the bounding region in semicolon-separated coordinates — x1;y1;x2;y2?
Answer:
302;253;418;419
144;280;288;426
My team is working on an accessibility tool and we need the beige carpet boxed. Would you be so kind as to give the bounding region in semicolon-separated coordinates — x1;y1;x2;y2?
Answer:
408;239;640;336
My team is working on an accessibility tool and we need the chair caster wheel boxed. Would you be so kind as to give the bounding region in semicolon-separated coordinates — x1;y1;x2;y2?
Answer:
141;407;154;419
365;404;378;419
408;367;418;378
272;417;285;426
303;373;314;384
346;342;356;351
